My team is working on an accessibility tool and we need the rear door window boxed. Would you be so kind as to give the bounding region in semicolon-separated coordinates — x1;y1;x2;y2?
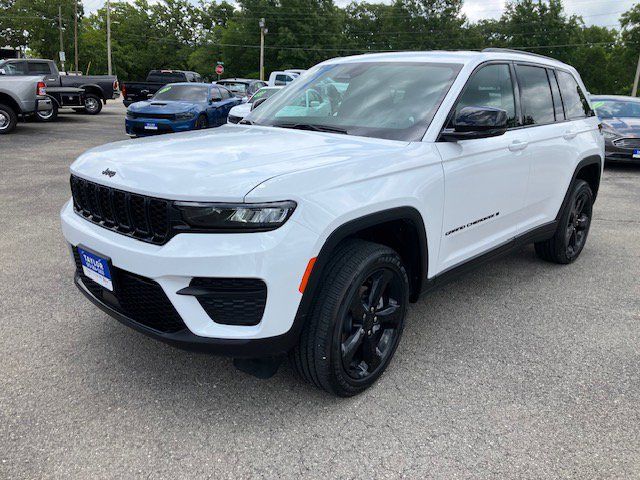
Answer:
28;62;52;75
556;70;593;120
515;65;555;126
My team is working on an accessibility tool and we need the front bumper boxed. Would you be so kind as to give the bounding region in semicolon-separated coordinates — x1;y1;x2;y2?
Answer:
61;200;318;355
125;117;196;136
605;139;640;163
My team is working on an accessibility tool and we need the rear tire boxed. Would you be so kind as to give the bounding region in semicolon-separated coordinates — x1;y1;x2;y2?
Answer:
535;179;593;264
0;103;17;134
82;94;102;115
290;239;409;397
35;101;58;122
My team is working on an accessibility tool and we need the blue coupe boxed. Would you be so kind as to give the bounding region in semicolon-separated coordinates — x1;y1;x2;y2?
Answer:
125;82;241;137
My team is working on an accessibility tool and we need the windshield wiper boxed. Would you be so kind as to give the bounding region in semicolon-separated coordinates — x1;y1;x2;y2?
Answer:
273;122;349;135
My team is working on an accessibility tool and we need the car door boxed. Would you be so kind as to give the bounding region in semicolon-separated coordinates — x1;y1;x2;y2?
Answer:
436;62;531;272
207;86;224;125
521;67;597;229
218;87;237;120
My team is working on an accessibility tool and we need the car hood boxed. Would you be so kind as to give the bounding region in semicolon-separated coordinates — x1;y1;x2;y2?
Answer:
129;100;200;114
70;125;409;202
601;116;640;137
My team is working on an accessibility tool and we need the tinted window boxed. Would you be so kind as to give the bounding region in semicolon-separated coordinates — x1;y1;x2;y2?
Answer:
516;65;555;125
452;63;517;128
219;87;231;100
557;70;592;120
29;62;51;74
153;84;209;102
548;70;565;121
249;62;462;141
0;61;28;74
218;82;247;95
275;74;290;86
210;86;222;100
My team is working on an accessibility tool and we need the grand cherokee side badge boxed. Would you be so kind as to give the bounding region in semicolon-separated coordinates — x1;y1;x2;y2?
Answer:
102;168;116;177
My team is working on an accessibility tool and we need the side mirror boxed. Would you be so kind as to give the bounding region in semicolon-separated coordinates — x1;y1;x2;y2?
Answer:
251;97;268;111
210;96;222;103
0;68;5;75
441;106;508;141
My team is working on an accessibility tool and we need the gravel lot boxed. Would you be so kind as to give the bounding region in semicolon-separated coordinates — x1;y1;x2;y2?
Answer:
1;103;639;479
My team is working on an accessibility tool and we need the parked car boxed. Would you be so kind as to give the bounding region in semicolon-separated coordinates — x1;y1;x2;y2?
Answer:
122;70;202;106
125;82;240;137
267;71;299;86
227;86;283;124
0;58;119;116
0;75;53;133
284;69;307;76
215;78;267;99
591;95;640;163
61;49;603;396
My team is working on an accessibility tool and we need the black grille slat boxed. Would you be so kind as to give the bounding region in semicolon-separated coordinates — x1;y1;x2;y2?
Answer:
613;138;640;149
73;248;185;333
70;175;170;245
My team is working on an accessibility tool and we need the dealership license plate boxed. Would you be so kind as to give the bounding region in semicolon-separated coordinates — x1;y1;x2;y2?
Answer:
78;247;113;291
633;149;640;159
144;123;158;130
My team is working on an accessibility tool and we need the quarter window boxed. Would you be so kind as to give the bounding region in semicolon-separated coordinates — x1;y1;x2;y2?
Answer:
515;65;555;126
556;70;592;120
451;64;517;128
548;70;565;121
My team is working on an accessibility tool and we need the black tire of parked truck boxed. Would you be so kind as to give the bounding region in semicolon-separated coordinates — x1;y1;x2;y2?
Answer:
535;179;594;264
0;103;18;134
290;239;409;397
35;101;58;122
82;94;103;115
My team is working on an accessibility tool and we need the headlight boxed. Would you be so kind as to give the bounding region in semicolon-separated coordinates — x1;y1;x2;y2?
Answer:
602;130;619;141
174;201;297;231
176;111;197;120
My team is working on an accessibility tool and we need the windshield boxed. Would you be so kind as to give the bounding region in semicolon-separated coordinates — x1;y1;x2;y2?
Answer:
250;88;281;104
592;99;640;119
152;84;208;102
247;61;462;141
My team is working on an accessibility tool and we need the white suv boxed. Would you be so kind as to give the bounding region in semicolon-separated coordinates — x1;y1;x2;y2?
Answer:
61;49;603;396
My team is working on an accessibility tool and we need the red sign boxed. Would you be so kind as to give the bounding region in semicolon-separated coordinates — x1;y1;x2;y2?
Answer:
215;64;224;75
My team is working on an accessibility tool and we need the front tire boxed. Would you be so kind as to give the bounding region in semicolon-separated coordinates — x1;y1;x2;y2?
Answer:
0;103;18;134
195;114;208;129
290;240;409;397
535;179;593;264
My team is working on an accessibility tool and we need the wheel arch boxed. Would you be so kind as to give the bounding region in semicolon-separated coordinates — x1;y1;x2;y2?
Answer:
297;207;429;324
556;155;602;223
81;84;105;101
0;91;22;114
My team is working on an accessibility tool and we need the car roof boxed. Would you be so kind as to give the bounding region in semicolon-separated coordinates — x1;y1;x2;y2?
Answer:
163;82;211;87
218;78;261;84
323;49;573;71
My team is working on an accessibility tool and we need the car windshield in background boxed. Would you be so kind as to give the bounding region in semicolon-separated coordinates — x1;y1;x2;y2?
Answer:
247;62;462;141
219;82;248;95
147;72;186;83
153;85;208;102
592;99;640;118
250;88;280;103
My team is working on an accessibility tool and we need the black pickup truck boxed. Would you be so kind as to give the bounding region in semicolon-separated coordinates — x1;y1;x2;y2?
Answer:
121;70;202;106
0;58;119;117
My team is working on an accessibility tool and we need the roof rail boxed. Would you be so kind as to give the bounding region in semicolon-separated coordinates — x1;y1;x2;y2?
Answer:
481;48;559;62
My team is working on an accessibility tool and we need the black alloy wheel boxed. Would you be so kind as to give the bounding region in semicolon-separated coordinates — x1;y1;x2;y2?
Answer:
341;268;405;380
565;188;592;260
195;114;208;129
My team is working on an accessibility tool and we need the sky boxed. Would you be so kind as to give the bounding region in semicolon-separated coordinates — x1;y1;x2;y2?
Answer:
83;0;638;28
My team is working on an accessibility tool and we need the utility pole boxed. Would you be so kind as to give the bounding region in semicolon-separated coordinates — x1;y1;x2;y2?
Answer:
259;18;267;81
106;0;112;75
633;52;640;97
58;6;66;73
74;0;78;73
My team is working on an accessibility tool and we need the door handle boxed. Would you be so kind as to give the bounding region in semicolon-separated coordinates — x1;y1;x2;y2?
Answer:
563;129;578;140
508;140;529;152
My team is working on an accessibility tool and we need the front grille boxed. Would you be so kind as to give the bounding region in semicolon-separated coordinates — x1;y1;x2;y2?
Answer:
189;278;267;326
227;115;242;124
73;248;186;333
613;137;640;149
70;175;171;245
127;112;175;120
